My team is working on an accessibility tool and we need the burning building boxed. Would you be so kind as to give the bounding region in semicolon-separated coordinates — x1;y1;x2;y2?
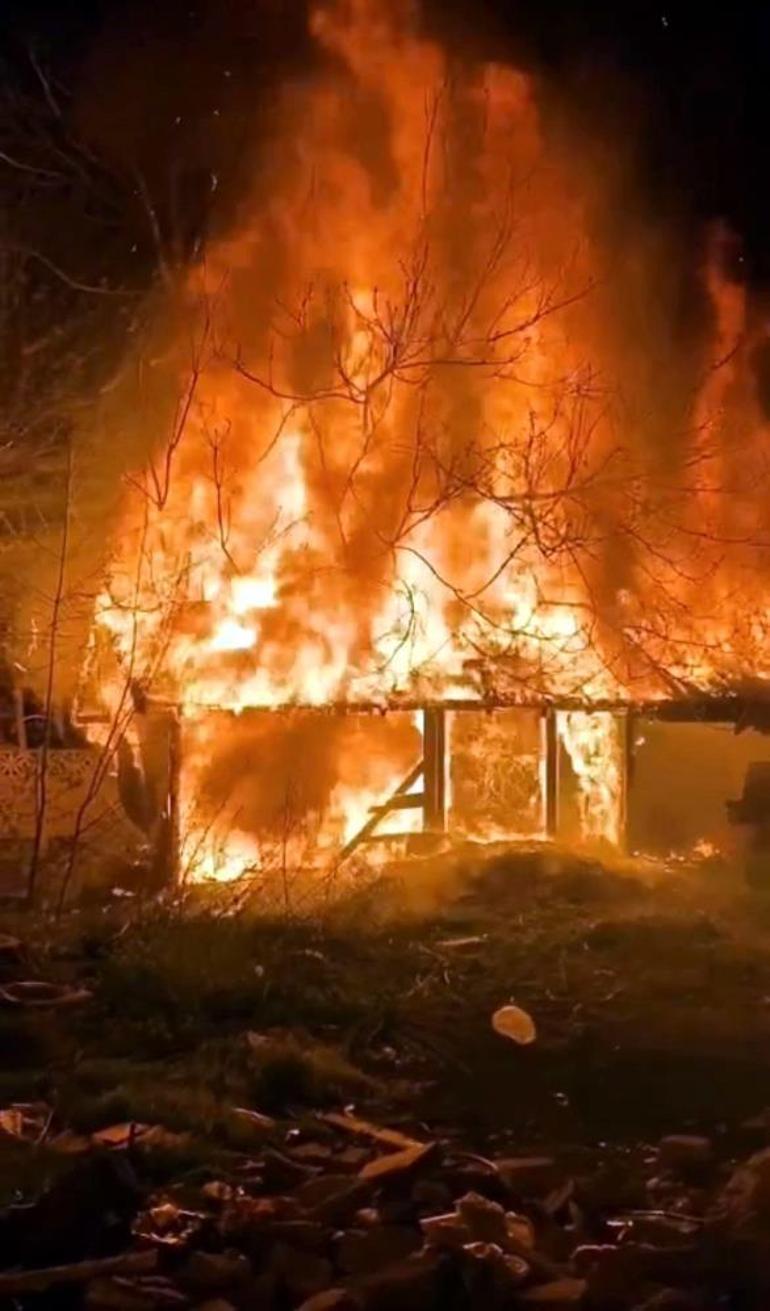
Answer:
66;0;770;889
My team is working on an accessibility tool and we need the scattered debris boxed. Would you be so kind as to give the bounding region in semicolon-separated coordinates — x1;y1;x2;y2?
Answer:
434;936;487;950
296;1292;359;1311
228;1106;279;1136
359;1140;439;1183
92;1123;152;1150
518;1276;587;1306
336;1225;420;1275
180;1250;251;1292
3;1088;770;1307
0;1102;51;1143
318;1112;425;1152
0;1250;158;1296
496;1156;562;1198
6;859;770;1309
0;979;93;1008
656;1134;714;1176
0;1150;142;1268
491;1004;537;1045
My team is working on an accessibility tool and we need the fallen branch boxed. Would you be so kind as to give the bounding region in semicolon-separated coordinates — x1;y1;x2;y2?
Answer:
0;981;93;1008
318;1110;424;1151
0;1250;157;1295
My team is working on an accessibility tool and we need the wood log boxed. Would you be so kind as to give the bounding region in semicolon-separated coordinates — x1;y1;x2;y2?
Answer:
0;1249;157;1295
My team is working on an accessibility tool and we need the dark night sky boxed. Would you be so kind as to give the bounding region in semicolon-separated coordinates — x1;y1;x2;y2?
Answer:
2;0;770;283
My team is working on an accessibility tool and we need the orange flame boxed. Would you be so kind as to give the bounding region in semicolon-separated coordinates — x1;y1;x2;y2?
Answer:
92;0;770;877
557;711;624;846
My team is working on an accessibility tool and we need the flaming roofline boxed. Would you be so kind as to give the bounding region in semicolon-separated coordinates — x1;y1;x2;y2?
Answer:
69;684;770;884
120;682;770;722
77;680;770;725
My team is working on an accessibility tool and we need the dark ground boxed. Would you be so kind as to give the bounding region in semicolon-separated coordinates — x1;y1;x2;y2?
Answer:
4;846;770;1178
4;843;770;1307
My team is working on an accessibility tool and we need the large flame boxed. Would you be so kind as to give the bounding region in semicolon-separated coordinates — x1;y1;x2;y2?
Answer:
557;710;624;847
92;0;770;875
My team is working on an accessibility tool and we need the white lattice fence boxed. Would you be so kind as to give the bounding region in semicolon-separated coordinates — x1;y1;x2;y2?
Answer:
0;748;102;840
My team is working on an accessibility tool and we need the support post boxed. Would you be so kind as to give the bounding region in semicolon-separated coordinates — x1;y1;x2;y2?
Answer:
13;689;26;750
542;707;558;839
422;706;447;832
167;712;181;883
618;708;634;854
151;710;181;887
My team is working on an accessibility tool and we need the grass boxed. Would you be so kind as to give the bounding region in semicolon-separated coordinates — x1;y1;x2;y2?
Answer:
4;844;770;1203
85;915;412;1062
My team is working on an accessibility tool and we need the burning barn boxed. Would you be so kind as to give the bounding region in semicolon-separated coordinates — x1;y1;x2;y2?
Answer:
6;0;770;895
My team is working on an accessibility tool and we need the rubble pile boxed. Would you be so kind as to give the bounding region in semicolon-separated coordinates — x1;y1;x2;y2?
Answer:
4;1106;770;1310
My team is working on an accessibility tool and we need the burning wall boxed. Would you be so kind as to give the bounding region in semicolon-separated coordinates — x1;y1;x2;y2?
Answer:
89;0;770;878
